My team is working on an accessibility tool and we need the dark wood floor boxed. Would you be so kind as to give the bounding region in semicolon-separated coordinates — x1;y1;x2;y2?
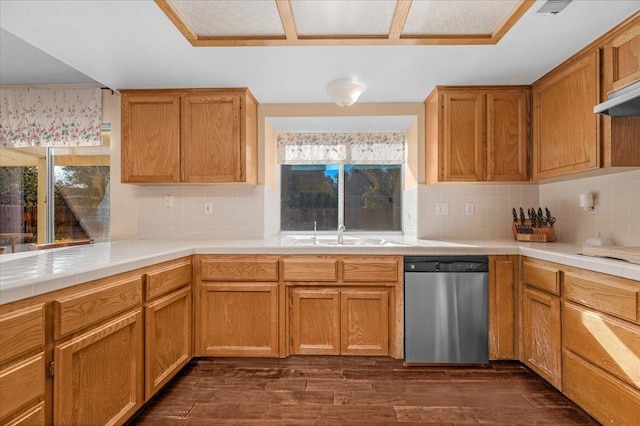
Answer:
129;357;598;425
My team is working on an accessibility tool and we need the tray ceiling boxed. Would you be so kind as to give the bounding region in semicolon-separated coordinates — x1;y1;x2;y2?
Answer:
157;0;534;46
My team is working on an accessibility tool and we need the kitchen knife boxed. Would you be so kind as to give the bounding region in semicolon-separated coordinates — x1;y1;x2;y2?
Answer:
512;208;518;222
545;207;556;227
537;207;545;226
519;207;525;225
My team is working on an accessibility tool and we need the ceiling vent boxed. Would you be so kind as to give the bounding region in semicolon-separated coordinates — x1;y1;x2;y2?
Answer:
536;0;573;15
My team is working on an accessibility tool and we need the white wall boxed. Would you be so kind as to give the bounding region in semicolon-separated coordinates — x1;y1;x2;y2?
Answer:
539;169;640;245
103;90;139;240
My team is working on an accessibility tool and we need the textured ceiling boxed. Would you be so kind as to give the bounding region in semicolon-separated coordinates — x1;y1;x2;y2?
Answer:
167;0;285;37
156;0;534;45
291;0;397;36
403;0;522;35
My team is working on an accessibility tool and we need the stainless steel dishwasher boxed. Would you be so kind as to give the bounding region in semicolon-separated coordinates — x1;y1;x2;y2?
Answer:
404;256;488;364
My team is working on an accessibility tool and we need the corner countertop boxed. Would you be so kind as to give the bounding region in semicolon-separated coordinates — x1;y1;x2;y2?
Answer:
1;236;639;305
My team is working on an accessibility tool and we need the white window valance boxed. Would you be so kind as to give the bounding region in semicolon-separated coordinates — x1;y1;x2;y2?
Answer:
0;87;102;148
277;132;405;165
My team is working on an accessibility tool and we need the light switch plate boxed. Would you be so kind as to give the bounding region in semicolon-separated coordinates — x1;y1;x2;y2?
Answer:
163;195;174;208
436;202;449;216
204;202;213;215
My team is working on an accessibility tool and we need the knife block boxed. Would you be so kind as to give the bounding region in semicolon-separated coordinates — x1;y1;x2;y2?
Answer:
512;220;556;242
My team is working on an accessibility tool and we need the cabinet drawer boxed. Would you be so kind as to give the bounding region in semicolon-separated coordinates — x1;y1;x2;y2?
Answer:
522;260;560;295
53;276;143;339
564;271;639;322
343;258;398;282
564;302;640;389
200;259;278;281
0;353;44;420
146;259;191;300
564;350;640;425
5;401;44;426
283;259;338;282
0;305;44;365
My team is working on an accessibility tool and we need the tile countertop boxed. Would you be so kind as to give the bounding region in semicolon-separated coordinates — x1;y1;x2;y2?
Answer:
1;237;639;305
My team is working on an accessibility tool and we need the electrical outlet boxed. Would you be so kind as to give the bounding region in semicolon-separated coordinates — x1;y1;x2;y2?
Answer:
204;202;213;215
163;195;174;208
465;203;474;215
436;202;449;216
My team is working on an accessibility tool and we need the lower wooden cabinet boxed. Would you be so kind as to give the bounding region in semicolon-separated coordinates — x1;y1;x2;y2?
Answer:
4;402;45;426
0;303;45;425
0;354;45;422
145;286;192;399
341;290;389;355
564;350;640;425
522;286;562;390
53;309;144;425
290;288;389;356
488;255;517;360
197;282;279;357
291;289;341;355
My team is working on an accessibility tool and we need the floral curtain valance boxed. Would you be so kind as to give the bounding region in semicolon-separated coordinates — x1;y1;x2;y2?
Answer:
277;132;405;165
0;87;102;147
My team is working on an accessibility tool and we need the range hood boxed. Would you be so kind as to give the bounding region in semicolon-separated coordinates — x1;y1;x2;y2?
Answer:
594;80;640;116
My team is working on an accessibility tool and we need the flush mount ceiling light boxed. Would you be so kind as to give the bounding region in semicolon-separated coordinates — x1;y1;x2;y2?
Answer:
327;79;365;107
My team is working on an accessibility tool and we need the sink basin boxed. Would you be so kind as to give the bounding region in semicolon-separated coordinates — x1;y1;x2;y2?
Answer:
289;237;408;247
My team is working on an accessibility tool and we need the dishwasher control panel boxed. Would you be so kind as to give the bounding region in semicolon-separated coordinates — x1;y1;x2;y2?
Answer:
404;256;488;273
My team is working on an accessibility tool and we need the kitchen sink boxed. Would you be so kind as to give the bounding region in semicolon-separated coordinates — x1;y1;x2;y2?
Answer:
289;236;409;247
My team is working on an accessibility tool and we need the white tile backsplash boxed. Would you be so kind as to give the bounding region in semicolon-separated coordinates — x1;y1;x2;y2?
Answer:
417;182;539;240
539;169;640;245
136;170;640;245
403;186;418;238
139;185;265;239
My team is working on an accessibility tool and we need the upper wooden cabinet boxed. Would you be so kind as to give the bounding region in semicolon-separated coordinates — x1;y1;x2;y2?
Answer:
121;88;258;184
532;13;640;180
425;86;529;183
532;50;600;180
606;17;640;93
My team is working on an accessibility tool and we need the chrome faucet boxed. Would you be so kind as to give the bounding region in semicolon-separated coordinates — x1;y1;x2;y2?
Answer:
337;224;346;244
313;221;317;241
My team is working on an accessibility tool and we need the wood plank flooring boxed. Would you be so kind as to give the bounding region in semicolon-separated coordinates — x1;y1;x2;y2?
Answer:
129;357;598;425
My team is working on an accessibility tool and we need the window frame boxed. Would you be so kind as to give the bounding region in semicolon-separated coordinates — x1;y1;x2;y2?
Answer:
279;163;403;235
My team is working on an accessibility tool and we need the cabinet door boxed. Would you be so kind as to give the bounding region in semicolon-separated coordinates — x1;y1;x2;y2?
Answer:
145;287;192;399
441;91;486;181
522;287;562;390
54;309;143;426
198;282;278;356
608;19;640;92
121;93;181;183
290;289;340;355
487;90;529;181
532;50;600;180
488;256;515;360
182;94;243;183
340;290;389;355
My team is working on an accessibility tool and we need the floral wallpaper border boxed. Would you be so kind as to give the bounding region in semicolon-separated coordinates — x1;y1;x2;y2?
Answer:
277;132;405;165
0;87;102;148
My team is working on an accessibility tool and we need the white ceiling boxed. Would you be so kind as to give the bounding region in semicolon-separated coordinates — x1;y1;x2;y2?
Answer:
0;1;638;109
